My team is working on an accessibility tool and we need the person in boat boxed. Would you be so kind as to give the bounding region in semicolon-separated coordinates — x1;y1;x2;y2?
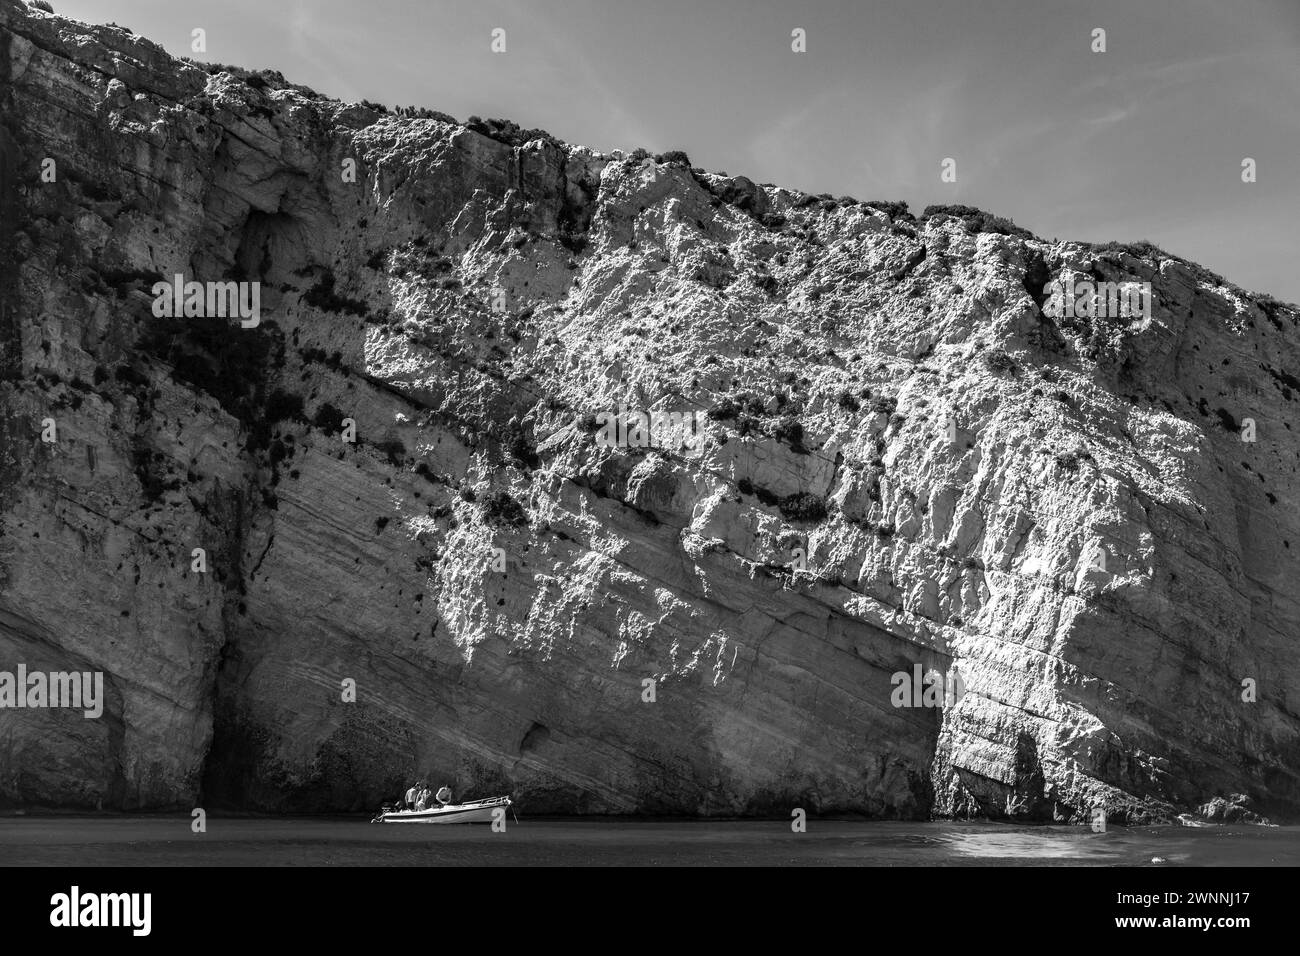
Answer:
404;781;421;811
416;785;432;811
435;785;452;806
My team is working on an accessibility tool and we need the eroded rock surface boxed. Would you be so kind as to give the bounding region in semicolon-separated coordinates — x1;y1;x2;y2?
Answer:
2;0;1297;821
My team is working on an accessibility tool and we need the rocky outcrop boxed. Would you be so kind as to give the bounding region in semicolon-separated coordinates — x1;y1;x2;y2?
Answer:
2;0;1298;821
1196;793;1268;825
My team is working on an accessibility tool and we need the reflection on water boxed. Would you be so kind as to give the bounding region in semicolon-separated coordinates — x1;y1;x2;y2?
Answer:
0;817;1295;866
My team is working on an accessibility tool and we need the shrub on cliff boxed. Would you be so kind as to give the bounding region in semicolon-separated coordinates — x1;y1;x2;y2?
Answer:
466;116;559;149
311;402;347;434
707;397;740;420
1089;239;1231;291
772;416;808;454
300;347;344;371
132;447;168;503
865;200;913;222
500;419;540;469
922;204;1034;240
983;348;1016;373
779;492;828;523
1054;450;1081;472
656;150;692;166
738;481;778;506
374;439;406;467
869;395;898;416
558;231;588;255
265;389;305;422
483;491;528;527
30;1;54;13
1054;447;1093;472
395;105;456;122
303;271;369;317
1087;239;1169;261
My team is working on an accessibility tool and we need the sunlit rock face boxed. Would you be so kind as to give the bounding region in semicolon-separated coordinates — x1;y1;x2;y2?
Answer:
2;0;1297;822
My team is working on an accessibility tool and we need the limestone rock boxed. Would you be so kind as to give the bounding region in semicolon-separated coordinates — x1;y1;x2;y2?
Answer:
1;0;1297;821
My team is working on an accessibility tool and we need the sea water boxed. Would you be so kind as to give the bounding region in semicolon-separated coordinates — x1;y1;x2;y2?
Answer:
1;817;1297;866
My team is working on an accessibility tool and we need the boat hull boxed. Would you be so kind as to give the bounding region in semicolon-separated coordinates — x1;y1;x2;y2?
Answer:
374;796;511;824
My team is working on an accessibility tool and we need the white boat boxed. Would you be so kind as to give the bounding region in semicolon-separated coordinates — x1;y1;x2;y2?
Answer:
371;795;512;824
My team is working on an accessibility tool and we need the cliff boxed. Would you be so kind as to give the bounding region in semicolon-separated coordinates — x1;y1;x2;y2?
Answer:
2;0;1298;822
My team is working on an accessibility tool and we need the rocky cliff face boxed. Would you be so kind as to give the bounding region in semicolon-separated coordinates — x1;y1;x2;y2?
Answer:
2;0;1298;822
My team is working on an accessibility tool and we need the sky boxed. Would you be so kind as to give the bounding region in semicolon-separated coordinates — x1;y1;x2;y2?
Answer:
51;0;1300;302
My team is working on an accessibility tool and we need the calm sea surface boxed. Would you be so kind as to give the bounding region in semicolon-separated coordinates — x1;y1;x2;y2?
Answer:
1;817;1297;865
